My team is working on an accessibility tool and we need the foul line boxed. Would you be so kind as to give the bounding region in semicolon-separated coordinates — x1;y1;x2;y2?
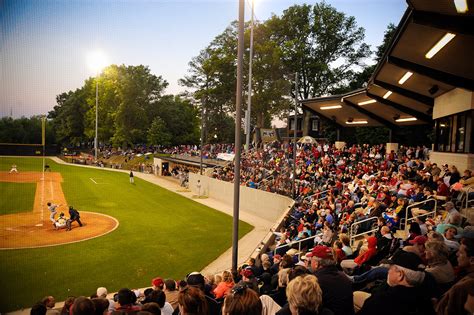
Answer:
90;178;98;184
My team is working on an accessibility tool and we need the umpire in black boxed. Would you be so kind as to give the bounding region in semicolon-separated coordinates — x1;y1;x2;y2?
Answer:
66;206;83;231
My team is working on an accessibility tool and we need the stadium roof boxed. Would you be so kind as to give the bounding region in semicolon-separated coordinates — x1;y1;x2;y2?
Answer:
301;0;474;128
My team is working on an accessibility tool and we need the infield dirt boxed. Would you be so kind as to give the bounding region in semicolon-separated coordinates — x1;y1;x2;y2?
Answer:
0;171;117;249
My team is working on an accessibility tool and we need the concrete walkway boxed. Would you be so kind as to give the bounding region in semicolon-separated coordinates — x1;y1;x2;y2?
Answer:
7;157;276;315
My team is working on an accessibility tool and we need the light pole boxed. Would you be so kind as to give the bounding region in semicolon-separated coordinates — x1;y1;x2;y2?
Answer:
200;97;205;175
292;72;299;198
232;0;245;273
87;51;107;161
245;0;255;152
95;74;99;161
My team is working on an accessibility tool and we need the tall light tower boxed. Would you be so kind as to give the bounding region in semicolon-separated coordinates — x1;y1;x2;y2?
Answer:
292;72;299;198
232;0;245;273
87;51;107;161
245;0;255;152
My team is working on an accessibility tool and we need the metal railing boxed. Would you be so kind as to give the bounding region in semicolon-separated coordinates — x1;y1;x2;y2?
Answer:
349;216;379;247
302;183;350;204
273;234;320;255
464;187;474;210
402;198;438;232
304;189;329;202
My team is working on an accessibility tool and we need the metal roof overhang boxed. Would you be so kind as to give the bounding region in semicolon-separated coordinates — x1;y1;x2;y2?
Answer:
302;0;474;128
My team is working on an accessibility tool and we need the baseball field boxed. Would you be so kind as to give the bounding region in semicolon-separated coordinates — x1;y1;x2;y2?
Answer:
0;157;253;312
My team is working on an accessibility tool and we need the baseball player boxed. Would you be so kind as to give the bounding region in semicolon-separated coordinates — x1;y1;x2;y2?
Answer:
9;164;18;174
54;212;67;230
47;202;61;227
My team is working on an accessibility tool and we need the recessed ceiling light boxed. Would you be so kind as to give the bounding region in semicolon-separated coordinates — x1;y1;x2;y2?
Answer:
383;91;392;99
425;33;456;59
398;71;413;85
454;0;468;13
320;105;342;110
395;117;417;122
346;120;368;125
358;99;376;106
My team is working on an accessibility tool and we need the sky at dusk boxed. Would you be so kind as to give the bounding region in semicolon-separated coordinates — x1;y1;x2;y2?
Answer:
0;0;406;118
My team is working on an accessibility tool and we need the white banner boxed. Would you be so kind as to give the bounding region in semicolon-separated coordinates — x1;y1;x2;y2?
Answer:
216;153;235;161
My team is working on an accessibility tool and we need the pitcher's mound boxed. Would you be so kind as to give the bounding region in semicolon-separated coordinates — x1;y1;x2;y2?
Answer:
0;211;118;249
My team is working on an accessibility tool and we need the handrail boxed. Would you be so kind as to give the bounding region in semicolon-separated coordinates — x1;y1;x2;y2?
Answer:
273;234;319;255
349;216;379;247
402;198;438;232
304;189;329;202
465;187;474;209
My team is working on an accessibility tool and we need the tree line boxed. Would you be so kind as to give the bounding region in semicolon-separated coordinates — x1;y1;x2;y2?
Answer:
1;2;397;147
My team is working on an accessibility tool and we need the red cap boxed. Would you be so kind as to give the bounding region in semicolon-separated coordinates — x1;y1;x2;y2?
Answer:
409;235;428;245
240;268;254;278
306;245;332;259
152;277;164;288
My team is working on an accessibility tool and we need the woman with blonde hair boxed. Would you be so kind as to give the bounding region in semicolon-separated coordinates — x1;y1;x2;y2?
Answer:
213;270;235;299
286;274;329;315
425;241;455;286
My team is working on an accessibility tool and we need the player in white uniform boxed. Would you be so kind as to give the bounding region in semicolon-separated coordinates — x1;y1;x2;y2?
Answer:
47;202;61;227
54;213;67;229
9;164;18;173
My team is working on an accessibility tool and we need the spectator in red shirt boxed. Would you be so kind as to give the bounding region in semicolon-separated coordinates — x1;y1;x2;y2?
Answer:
436;178;450;196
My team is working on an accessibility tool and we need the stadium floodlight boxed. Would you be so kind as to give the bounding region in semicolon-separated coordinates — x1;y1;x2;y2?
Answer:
87;51;108;74
87;51;108;161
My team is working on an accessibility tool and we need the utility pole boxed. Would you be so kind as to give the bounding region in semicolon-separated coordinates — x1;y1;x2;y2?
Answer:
292;72;299;198
232;0;245;272
245;0;254;152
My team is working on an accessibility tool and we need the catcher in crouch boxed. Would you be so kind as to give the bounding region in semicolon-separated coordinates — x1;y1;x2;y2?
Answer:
54;213;68;230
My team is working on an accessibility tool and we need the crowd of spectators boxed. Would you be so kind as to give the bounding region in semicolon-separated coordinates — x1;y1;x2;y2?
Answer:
35;141;474;315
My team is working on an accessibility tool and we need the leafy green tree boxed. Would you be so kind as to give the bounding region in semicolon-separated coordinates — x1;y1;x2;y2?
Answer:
48;88;88;146
334;23;397;93
147;116;172;146
107;65;167;146
0;116;55;144
270;2;371;99
155;95;200;145
180;24;239;140
246;21;291;129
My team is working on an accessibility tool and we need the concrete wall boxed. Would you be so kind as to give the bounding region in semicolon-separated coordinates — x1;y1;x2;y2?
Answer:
433;88;474;119
430;151;474;172
189;173;293;223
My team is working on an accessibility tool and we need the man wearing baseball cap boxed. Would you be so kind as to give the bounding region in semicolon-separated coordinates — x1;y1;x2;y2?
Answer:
358;250;435;315
307;245;354;315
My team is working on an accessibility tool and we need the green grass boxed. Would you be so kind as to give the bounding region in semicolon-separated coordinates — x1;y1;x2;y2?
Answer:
0;182;36;214
0;157;253;312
